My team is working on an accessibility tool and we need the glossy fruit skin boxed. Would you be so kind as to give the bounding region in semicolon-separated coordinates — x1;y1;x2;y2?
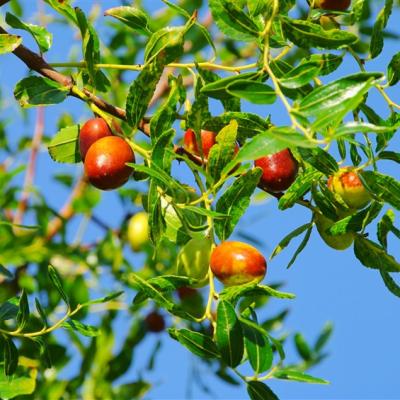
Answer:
184;129;239;159
328;167;371;210
254;149;299;193
84;136;135;190
314;0;351;11
210;241;267;286
315;214;355;250
145;311;165;333
176;237;212;287
127;212;149;252
79;118;112;160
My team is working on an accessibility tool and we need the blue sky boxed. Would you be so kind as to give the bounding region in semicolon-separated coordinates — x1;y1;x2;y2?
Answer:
1;1;400;399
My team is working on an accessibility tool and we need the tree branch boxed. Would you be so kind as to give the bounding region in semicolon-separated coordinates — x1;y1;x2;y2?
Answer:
0;0;11;7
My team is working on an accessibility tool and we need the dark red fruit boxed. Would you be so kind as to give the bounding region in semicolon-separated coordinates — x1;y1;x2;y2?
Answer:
314;0;351;11
177;286;198;300
145;311;165;333
84;136;135;190
184;129;239;159
79;118;112;160
254;149;298;193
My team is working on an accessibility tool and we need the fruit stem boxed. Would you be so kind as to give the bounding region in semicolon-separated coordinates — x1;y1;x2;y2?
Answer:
126;139;151;159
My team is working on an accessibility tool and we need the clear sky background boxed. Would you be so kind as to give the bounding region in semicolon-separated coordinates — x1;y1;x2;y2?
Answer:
1;1;400;399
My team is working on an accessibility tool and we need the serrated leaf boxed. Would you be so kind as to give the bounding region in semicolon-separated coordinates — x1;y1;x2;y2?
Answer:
104;6;152;36
14;76;69;107
295;72;383;130
378;151;400;164
360;171;400;210
215;168;262;241
126;56;165;127
209;0;261;41
286;224;313;268
48;265;70;307
280;61;321;89
216;300;244;367
354;236;400;273
279;168;323;210
168;328;219;358
62;319;100;337
247;381;279;400
380;271;400;298
387;51;400;86
281;17;358;49
298;147;338;175
0;33;22;54
47;125;80;164
43;0;77;25
6;12;52;53
207;120;238;183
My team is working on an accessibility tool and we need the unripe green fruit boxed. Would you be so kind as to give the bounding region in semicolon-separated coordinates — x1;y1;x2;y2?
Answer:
176;237;212;288
127;212;149;252
314;0;351;11
315;214;354;250
210;241;267;286
328;167;371;210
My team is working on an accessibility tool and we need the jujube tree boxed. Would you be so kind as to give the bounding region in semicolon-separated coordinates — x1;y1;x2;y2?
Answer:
0;0;400;399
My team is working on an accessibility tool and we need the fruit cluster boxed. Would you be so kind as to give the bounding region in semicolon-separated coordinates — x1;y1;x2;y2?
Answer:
79;118;135;190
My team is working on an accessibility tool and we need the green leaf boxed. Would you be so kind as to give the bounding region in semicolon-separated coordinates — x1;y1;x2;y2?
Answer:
4;337;18;376
0;264;13;279
216;300;244;368
126;56;165;128
181;206;228;220
243;321;273;374
378;151;400;164
298;147;338;176
0;301;18;322
207;120;238;183
43;0;77;25
281;17;358;49
104;6;152;36
201;72;264;100
209;0;261;41
279;61;321;89
380;271;400;298
35;298;48;328
387;51;400;86
5;12;52;53
75;7;103;89
295;72;383;130
0;33;22;54
359;171;400;210
294;333;312;361
333;122;399;138
168;328;219;358
286;224;313;269
48;265;70;306
304;53;343;76
377;209;400;248
144;26;185;63
0;363;37;398
273;369;329;384
247;381;279;400
203;112;271;141
369;0;393;59
16;290;29;331
314;322;333;353
151;129;175;173
215;168;262;241
47;125;80;164
62;319;100;337
226;80;276;104
14;76;69;107
81;291;124;307
271;223;313;259
150;76;182;143
279;168;323;210
220;282;295;306
354;236;400;273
